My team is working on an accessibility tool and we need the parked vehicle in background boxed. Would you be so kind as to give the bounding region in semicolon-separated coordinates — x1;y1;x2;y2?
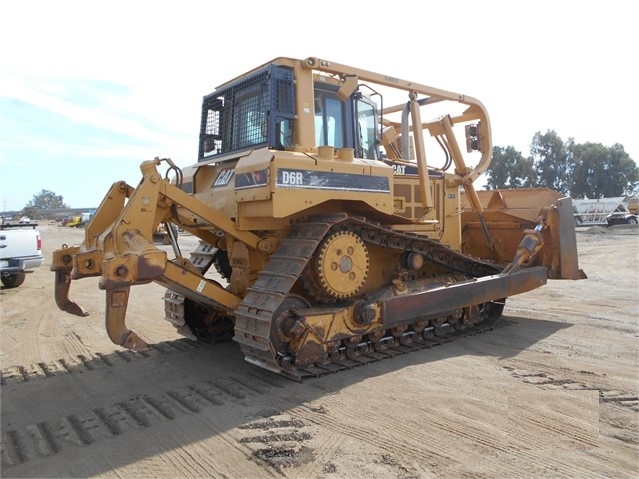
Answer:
66;211;93;228
573;197;635;226
65;215;82;227
0;214;43;288
606;212;638;226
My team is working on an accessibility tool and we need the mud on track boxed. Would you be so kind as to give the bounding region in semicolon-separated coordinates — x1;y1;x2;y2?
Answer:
1;224;637;478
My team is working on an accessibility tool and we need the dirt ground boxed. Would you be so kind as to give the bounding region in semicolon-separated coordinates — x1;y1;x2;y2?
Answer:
1;223;637;479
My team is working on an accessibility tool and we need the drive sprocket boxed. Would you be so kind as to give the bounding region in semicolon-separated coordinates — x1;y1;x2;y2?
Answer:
311;230;369;299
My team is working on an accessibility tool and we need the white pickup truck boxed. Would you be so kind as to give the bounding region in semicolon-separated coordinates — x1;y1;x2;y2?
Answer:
0;215;43;288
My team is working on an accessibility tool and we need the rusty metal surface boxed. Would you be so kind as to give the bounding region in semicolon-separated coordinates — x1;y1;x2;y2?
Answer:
461;188;563;222
382;267;547;327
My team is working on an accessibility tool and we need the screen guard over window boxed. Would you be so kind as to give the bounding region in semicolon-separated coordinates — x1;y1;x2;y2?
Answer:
198;65;295;160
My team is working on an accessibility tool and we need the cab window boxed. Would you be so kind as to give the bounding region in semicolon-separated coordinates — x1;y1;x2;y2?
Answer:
314;90;345;148
357;99;378;160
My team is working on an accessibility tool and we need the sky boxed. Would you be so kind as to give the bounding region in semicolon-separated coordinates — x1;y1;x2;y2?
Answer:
1;0;638;212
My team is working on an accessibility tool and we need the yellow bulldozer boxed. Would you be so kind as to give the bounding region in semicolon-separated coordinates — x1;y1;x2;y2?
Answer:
51;56;586;380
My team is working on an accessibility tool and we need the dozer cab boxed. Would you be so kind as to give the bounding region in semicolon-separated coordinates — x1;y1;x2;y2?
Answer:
51;56;586;380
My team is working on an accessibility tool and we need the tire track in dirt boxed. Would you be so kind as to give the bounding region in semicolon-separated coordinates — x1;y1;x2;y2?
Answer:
2;340;270;468
290;360;513;474
295;423;345;476
298;399;533;479
0;288;39;364
11;294;50;367
407;408;559;479
0;339;207;386
143;441;237;479
287;380;617;479
0;246;74;366
498;363;638;477
502;364;639;412
1;372;275;469
510;408;599;448
2;336;331;476
237;416;315;472
424;409;612;479
2;352;634;478
285;395;464;476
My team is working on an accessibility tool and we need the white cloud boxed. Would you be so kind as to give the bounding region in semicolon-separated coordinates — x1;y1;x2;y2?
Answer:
1;76;177;145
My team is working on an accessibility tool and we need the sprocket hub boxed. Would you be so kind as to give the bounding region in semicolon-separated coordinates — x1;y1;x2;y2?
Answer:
312;231;369;299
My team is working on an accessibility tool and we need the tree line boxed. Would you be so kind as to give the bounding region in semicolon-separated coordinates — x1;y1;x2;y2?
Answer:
485;130;639;198
18;190;69;219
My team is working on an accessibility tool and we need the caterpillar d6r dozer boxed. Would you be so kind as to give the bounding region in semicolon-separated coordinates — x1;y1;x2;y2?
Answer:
51;56;586;380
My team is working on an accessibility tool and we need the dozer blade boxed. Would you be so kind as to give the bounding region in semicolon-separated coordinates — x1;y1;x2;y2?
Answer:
553;197;587;280
461;189;587;280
